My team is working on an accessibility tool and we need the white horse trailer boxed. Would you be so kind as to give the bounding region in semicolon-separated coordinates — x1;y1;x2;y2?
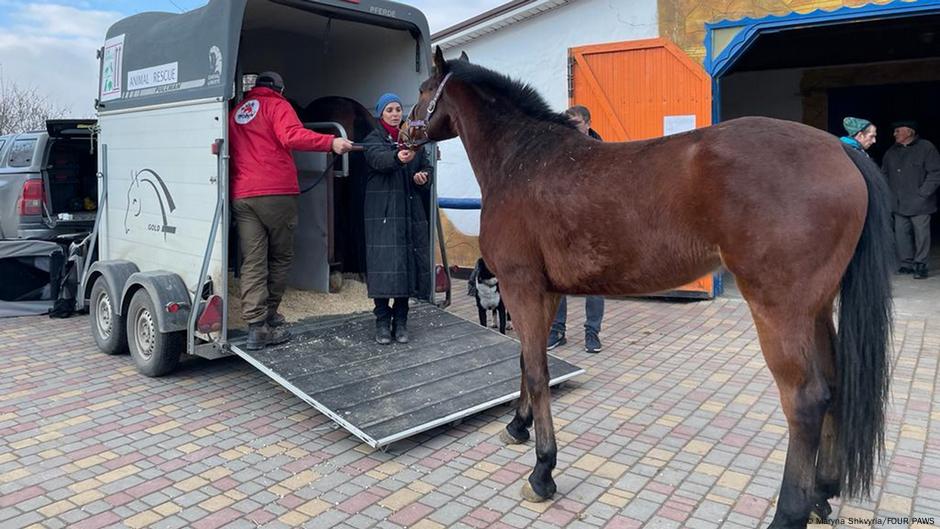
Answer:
81;0;581;447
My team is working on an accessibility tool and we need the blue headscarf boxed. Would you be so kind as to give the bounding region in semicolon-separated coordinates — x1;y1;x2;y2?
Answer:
840;136;863;151
375;93;402;116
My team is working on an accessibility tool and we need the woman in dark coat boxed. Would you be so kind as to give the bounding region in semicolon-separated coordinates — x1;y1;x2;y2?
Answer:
363;93;433;344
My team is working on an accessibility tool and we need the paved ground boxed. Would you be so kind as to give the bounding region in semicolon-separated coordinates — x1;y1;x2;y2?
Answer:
1;271;939;529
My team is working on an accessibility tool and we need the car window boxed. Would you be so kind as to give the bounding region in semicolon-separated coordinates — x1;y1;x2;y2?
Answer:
9;139;37;168
0;139;6;152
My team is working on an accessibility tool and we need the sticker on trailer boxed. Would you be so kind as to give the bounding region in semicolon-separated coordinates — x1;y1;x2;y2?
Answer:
127;62;179;91
663;115;696;136
235;100;260;125
124;79;207;100
100;34;125;102
207;45;223;86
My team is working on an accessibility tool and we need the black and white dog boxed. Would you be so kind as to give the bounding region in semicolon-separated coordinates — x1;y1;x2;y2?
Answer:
468;258;509;334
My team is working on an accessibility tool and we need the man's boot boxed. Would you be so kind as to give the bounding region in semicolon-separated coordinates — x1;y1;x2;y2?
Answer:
247;322;292;351
376;319;392;345
267;310;287;328
392;319;409;344
247;322;268;350
914;263;929;280
269;325;291;346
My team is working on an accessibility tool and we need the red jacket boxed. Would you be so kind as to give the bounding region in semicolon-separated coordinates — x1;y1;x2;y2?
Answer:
229;87;334;199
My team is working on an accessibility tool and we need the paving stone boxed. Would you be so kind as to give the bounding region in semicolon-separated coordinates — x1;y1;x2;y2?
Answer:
151;515;190;529
428;501;474;525
3;291;939;529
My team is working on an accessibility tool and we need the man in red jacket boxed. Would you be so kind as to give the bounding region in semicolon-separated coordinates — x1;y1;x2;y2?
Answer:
230;72;353;350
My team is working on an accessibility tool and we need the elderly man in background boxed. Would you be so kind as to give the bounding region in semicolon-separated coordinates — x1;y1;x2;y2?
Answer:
882;120;940;279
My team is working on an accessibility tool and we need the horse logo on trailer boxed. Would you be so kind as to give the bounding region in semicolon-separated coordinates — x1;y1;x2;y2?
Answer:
124;168;177;239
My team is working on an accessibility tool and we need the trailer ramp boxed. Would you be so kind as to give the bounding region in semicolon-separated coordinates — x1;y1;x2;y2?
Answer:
229;303;584;447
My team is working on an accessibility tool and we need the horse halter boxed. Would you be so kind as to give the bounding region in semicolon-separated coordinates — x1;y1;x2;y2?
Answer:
404;72;453;149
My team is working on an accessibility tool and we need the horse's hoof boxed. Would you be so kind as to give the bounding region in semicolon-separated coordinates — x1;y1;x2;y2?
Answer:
499;428;528;445
521;482;549;503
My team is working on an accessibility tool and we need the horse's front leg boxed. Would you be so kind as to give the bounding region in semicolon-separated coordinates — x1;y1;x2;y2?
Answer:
522;328;558;502
499;281;560;501
501;354;532;444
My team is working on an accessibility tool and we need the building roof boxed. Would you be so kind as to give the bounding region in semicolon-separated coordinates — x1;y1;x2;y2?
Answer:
432;0;571;49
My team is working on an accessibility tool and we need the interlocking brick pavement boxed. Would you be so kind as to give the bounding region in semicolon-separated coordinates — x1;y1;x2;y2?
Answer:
1;283;939;529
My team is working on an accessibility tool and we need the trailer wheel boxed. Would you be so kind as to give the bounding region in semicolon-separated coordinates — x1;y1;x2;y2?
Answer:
90;278;128;355
127;289;183;377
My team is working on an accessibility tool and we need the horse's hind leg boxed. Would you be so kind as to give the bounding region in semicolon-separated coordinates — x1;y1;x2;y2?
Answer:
749;308;830;529
810;305;841;520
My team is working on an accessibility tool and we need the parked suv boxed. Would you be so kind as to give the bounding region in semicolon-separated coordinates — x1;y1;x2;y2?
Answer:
0;120;98;240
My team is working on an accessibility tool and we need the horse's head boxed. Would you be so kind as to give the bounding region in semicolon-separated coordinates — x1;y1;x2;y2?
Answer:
407;47;467;144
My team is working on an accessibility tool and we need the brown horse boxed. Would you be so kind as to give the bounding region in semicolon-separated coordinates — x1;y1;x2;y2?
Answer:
408;48;893;528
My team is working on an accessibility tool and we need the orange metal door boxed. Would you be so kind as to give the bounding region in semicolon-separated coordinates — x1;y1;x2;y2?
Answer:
569;38;718;298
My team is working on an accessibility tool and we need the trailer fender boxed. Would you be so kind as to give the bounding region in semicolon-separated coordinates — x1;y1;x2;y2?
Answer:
83;260;139;314
121;271;192;333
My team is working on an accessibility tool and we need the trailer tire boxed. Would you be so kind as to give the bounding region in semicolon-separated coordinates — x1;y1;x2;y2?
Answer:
90;278;128;355
127;289;183;377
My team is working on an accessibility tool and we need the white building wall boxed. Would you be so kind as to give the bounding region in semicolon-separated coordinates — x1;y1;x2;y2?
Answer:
434;0;658;235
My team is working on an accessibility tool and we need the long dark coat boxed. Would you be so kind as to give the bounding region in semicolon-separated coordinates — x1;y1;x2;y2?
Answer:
362;127;433;299
882;137;940;216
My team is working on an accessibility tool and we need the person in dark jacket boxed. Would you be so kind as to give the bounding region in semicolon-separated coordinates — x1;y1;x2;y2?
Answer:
840;116;877;154
882;120;940;279
546;105;606;353
230;72;353;350
362;93;433;344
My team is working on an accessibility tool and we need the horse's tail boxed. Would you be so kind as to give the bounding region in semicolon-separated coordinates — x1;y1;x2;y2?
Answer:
836;144;893;497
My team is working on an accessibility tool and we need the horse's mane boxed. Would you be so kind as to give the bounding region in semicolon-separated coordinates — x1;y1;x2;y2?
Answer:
446;60;576;130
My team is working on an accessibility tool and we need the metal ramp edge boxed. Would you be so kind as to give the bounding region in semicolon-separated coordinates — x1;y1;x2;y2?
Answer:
228;341;384;446
372;365;583;447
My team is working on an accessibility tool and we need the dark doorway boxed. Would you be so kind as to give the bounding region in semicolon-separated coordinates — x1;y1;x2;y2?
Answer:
828;80;940;260
716;12;940;275
828;81;940;164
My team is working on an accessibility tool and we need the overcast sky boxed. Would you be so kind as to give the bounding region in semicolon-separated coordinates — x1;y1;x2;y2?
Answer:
0;0;503;116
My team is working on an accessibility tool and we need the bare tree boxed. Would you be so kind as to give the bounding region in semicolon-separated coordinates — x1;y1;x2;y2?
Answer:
0;81;71;135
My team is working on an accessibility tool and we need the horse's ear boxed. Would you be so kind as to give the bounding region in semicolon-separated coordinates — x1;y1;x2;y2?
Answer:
433;46;448;77
459;51;470;62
